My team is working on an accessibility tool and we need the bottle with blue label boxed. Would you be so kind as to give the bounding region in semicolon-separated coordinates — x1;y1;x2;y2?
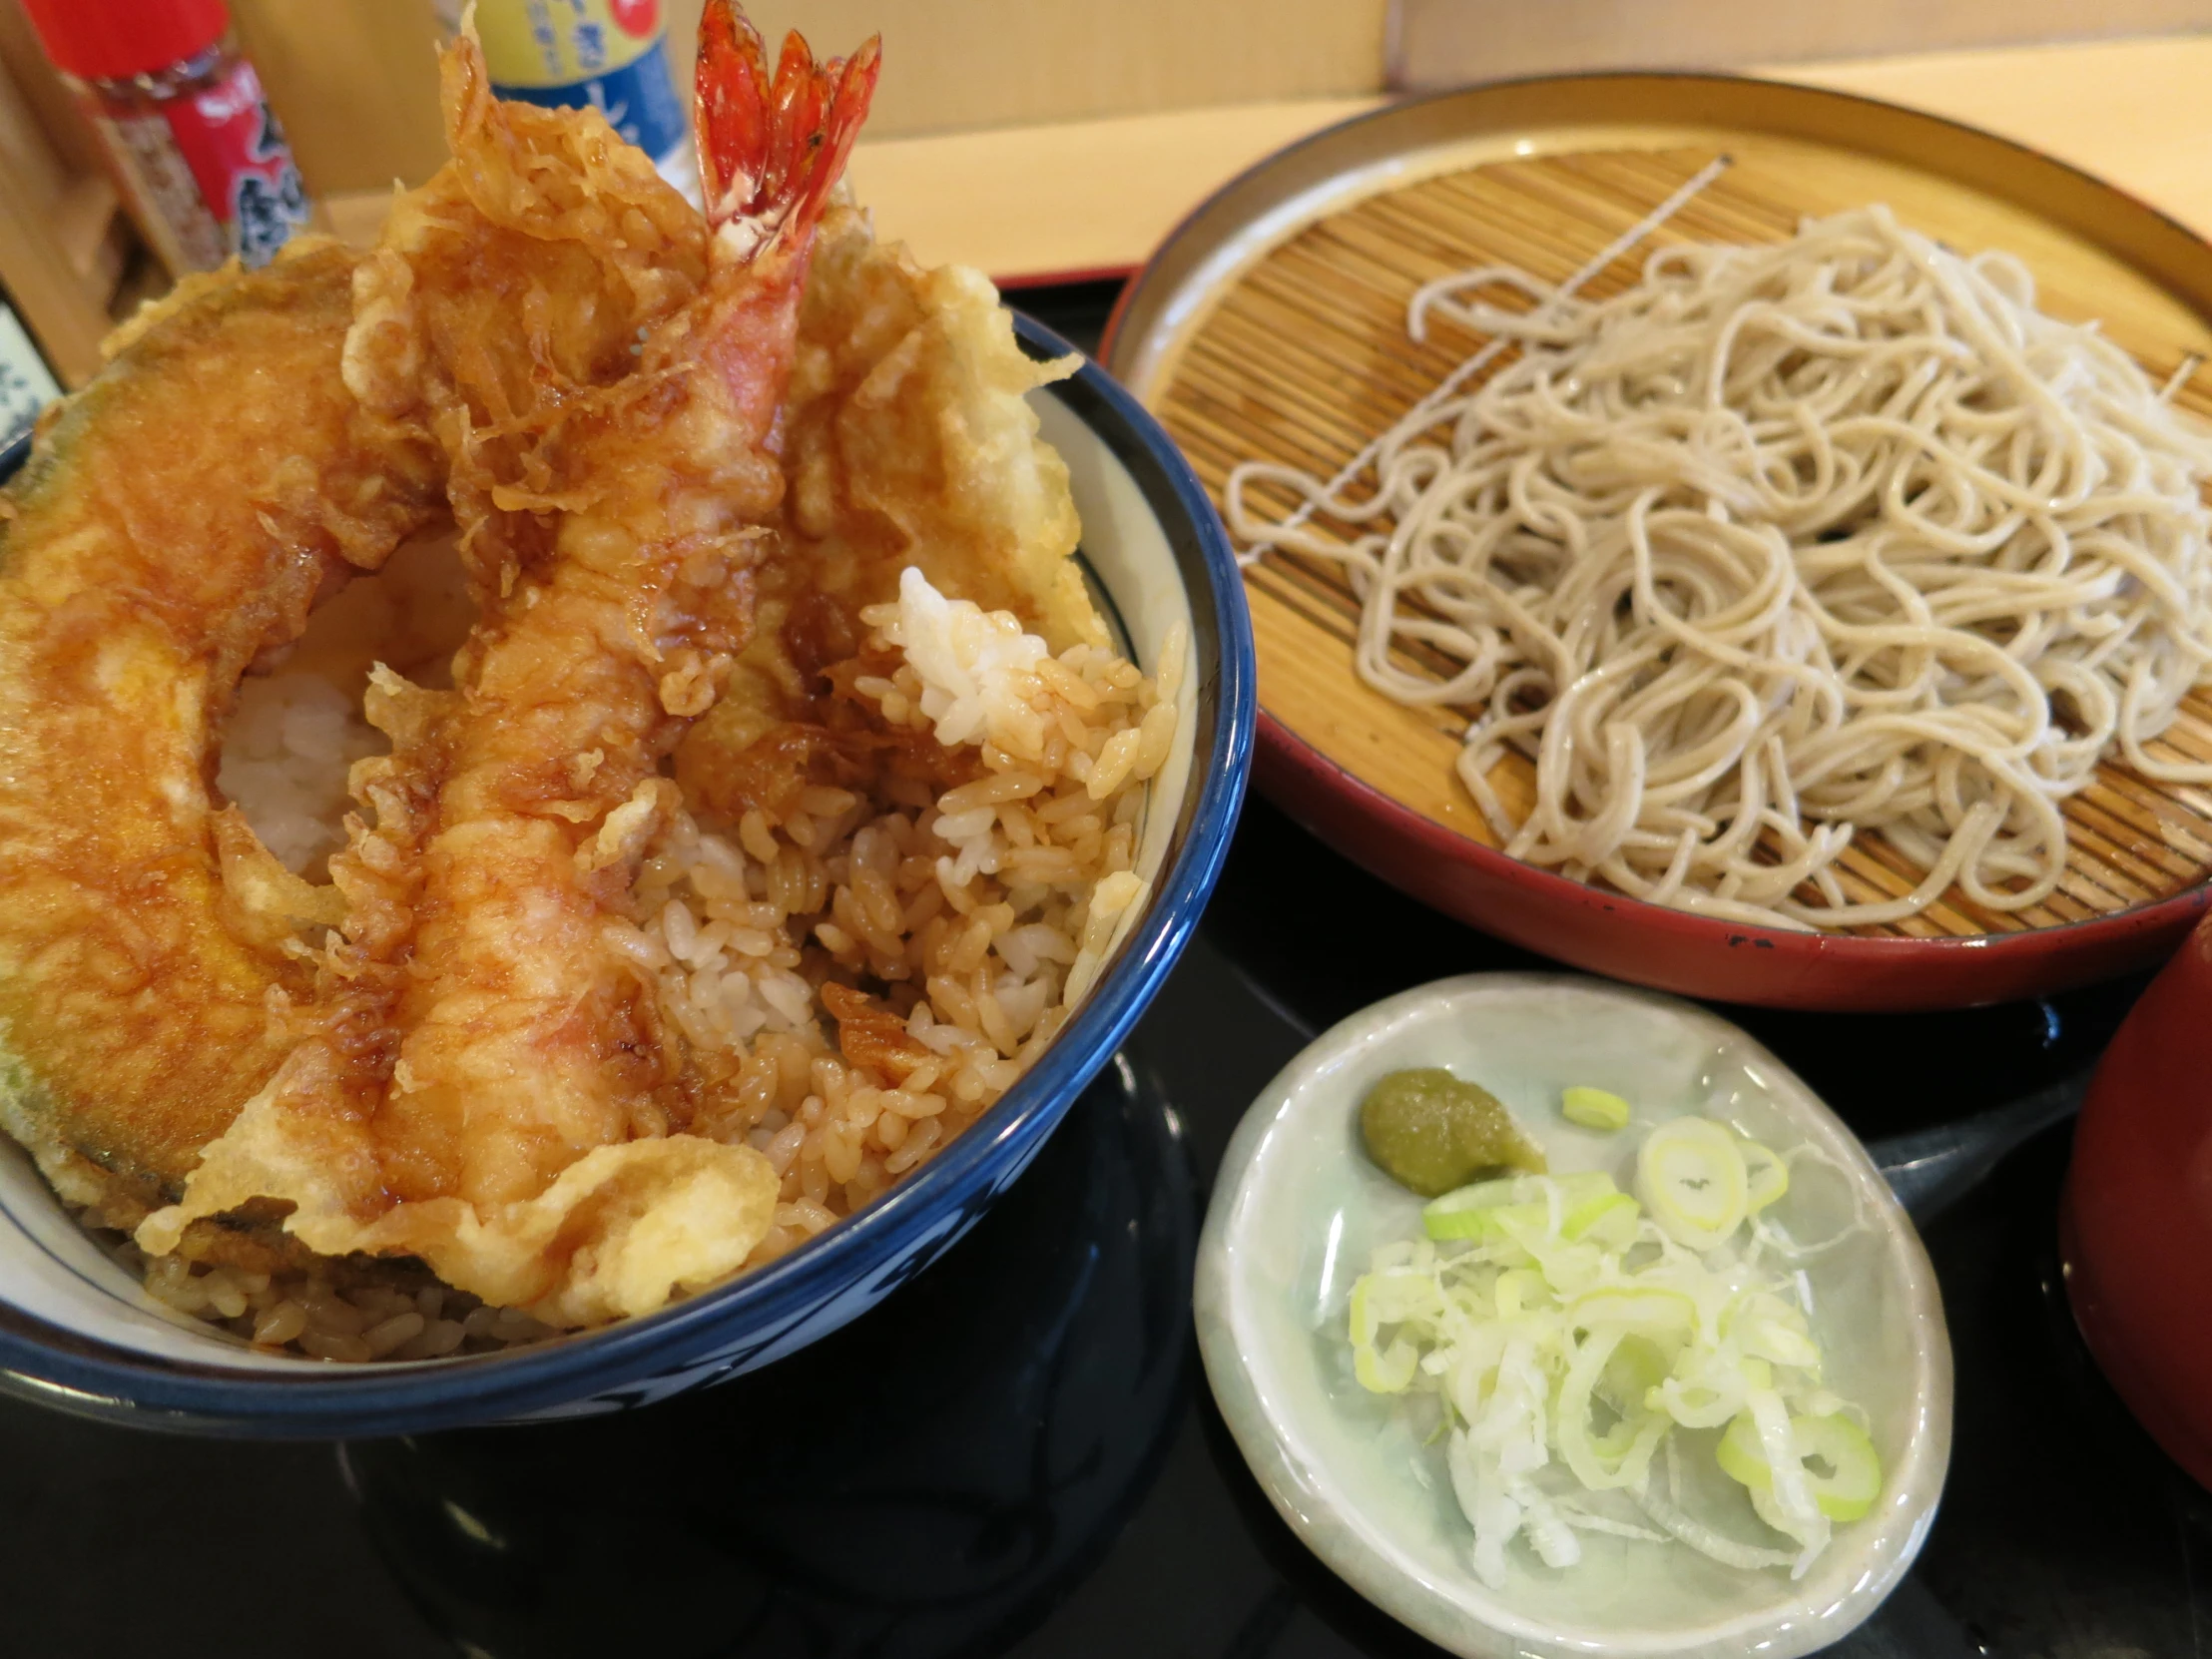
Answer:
0;286;63;453
433;0;700;206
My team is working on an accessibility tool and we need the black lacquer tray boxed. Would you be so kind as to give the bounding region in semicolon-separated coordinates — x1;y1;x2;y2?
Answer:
3;292;2207;1659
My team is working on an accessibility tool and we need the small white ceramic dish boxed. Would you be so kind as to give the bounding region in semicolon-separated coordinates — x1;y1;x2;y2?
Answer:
1195;973;1952;1659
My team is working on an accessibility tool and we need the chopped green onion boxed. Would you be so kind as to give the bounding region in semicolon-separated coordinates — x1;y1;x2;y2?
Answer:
1568;1285;1696;1335
1422;1171;1617;1242
1562;1085;1631;1131
1637;1116;1749;1251
1568;1191;1641;1249
1348;1276;1421;1392
1494;1266;1547;1318
1355;1335;1419;1392
1717;1409;1883;1521
1739;1134;1789;1212
1343;1119;1875;1589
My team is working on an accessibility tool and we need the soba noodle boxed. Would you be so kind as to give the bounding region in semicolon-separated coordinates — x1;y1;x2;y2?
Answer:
1227;205;2212;929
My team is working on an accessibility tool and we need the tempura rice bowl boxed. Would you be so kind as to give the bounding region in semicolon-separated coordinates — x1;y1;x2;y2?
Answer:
0;319;1254;1434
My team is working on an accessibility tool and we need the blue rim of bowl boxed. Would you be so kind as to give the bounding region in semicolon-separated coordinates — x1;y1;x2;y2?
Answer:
0;311;1255;1435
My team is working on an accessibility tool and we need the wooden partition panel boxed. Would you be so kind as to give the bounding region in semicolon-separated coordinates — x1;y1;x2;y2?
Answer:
1391;0;2212;85
663;0;1389;139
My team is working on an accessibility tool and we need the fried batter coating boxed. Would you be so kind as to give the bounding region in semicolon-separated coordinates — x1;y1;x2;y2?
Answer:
679;205;1103;810
343;30;711;574
142;11;881;1326
784;205;1096;646
0;242;442;1221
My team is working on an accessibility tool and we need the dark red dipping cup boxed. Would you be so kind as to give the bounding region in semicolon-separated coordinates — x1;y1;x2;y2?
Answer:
2063;915;2212;1490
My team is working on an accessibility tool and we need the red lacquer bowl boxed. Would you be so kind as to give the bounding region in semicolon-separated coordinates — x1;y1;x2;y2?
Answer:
2062;913;2212;1490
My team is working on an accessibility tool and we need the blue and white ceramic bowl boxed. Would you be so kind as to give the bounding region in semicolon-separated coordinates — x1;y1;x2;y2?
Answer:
0;315;1254;1436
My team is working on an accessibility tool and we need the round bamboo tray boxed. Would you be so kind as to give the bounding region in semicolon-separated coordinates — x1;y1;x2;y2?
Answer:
1103;73;2212;1010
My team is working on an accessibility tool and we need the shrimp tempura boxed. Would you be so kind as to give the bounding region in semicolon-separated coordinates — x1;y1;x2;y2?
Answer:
141;4;880;1325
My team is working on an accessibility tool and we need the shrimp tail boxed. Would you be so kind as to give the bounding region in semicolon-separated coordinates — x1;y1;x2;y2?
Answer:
695;0;879;248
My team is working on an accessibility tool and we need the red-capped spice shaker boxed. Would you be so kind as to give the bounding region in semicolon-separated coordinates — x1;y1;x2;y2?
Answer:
17;0;309;276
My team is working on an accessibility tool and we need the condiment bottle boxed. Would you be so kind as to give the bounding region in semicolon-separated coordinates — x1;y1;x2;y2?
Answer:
431;0;700;206
0;285;64;451
17;0;310;276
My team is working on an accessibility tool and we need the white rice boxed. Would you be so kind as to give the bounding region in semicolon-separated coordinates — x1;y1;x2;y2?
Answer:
216;675;384;877
627;569;1182;1263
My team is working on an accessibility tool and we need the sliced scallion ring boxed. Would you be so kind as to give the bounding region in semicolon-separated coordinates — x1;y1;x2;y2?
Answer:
1348;1276;1420;1392
1349;1274;1380;1349
1567;1190;1641;1248
1637;1116;1749;1251
1717;1409;1884;1521
1738;1134;1789;1212
1568;1286;1697;1336
1422;1171;1617;1241
1562;1085;1631;1131
1355;1335;1418;1392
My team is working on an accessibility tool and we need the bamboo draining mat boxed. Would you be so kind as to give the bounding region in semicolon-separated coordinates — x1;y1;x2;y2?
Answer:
1147;134;2212;940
